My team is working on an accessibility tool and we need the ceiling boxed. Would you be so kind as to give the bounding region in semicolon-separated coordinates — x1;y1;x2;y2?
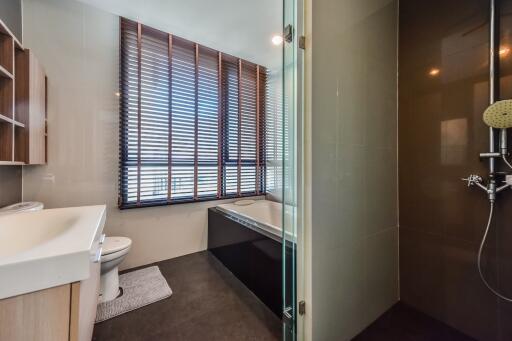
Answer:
76;0;283;70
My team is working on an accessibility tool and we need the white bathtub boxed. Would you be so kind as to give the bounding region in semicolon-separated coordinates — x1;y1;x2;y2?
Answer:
216;199;295;241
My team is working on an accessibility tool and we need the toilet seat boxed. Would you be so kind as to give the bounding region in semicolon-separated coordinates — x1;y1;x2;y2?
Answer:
101;246;130;263
101;237;131;263
102;237;131;255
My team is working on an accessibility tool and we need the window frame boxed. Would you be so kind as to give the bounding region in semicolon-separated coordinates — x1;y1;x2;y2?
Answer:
118;18;266;209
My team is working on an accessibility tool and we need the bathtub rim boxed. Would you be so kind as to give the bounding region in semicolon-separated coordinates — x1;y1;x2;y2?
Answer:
215;200;296;244
215;205;283;243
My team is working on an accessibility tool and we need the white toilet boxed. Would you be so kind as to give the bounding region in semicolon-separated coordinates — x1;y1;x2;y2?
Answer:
99;236;132;303
0;201;44;215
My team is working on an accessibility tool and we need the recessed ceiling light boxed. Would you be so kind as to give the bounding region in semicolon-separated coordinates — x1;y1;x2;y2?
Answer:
272;35;283;46
429;68;440;77
500;47;510;57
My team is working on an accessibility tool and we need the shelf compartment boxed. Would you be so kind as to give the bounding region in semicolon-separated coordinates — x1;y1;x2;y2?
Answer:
0;77;13;119
0;120;13;162
14;125;27;163
0;19;22;50
0;33;13;75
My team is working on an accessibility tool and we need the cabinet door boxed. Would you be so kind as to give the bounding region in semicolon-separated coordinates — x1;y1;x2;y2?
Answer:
70;261;101;341
0;284;71;341
14;49;47;164
28;52;46;164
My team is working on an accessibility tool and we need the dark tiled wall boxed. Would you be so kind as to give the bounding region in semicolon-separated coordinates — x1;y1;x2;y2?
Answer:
0;166;22;207
399;1;512;340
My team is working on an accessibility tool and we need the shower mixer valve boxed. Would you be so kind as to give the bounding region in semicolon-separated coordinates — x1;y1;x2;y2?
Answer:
461;173;511;202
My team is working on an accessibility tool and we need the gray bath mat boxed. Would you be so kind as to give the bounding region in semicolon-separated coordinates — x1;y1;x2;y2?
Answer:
95;266;172;323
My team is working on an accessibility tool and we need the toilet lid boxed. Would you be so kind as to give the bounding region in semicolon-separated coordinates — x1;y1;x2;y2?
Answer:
102;236;132;255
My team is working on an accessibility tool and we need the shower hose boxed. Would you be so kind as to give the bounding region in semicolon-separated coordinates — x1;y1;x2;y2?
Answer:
478;202;512;302
503;155;512;170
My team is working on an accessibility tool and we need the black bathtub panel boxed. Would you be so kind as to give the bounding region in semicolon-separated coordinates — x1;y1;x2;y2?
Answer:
208;208;292;318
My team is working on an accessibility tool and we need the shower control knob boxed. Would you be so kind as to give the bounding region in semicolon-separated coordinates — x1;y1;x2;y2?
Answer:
461;175;483;187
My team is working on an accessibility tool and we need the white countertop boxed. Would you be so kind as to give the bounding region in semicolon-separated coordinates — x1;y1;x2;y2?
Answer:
0;205;106;299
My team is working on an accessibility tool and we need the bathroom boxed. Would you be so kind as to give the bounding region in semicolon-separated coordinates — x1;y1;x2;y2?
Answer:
1;0;512;340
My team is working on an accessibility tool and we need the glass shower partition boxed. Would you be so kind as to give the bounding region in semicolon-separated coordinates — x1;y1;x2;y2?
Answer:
282;0;303;339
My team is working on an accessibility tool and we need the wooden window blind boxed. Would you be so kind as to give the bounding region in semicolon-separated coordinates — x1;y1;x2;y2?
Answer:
119;18;266;208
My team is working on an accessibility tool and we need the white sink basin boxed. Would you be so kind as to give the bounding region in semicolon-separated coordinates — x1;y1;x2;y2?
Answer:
0;205;106;299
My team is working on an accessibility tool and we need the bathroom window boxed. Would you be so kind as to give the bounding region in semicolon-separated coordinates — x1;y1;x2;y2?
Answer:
119;18;266;208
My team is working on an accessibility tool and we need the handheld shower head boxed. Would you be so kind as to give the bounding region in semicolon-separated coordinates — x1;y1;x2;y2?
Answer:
483;100;512;129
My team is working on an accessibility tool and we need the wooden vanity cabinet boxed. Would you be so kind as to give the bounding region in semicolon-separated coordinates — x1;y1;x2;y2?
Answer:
0;261;101;341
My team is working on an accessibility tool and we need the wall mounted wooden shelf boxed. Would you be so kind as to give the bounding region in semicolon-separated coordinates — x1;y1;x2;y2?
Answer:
0;18;47;166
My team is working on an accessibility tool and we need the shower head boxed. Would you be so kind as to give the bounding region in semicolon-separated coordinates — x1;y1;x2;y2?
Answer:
483;100;512;129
